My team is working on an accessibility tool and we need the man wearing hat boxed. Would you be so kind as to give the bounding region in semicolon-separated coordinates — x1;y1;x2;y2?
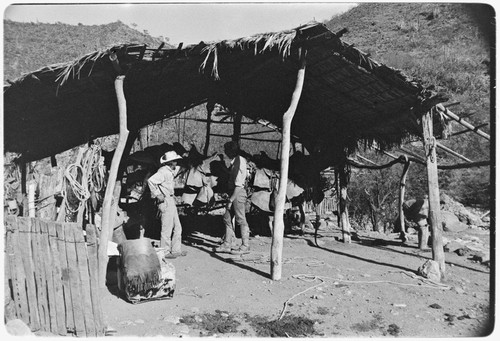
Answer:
215;141;251;254
148;150;187;258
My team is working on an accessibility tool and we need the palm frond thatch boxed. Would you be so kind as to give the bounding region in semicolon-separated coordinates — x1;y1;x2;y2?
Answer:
200;28;298;80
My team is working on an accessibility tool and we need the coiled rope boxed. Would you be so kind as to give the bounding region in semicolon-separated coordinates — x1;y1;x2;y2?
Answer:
62;143;106;213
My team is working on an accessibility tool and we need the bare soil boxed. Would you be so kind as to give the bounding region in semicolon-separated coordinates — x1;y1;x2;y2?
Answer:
101;214;492;338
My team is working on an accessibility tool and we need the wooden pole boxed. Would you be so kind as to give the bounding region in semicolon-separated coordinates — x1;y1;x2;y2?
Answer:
435;142;473;163
422;107;445;280
98;75;129;289
138;126;148;150
436;104;490;141
271;48;307;281
339;165;351;243
203;103;214;156
27;180;36;217
233;112;242;146
398;157;410;242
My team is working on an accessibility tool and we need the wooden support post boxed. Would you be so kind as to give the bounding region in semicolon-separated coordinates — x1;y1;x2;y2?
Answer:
138;126;149;150
398;157;410;242
27;180;36;217
339;165;351;243
271;48;307;281
233;112;242;146
98;75;129;289
422;108;445;280
335;170;341;229
204;102;214;156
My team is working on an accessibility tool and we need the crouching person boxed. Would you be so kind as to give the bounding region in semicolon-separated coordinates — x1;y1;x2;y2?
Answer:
216;141;251;255
148;151;187;259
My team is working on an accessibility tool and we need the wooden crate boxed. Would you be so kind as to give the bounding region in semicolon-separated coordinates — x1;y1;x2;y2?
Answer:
4;216;105;336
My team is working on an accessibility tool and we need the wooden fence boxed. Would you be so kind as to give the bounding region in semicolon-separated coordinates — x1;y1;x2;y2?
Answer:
4;216;105;336
304;197;337;215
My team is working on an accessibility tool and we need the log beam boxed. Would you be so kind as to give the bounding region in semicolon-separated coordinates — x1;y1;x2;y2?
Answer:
436;104;490;141
435;142;473;163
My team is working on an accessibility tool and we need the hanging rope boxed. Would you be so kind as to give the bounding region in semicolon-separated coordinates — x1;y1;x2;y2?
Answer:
63;162;89;213
61;143;105;214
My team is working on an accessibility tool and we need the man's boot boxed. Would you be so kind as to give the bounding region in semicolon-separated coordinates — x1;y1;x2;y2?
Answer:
214;242;232;253
231;234;250;255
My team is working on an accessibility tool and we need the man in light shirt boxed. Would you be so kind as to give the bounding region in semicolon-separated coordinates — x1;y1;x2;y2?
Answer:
148;150;187;259
216;141;251;254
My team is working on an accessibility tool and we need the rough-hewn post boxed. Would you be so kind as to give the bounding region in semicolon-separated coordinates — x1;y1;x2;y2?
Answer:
233;112;242;147
271;48;307;280
339;165;351;243
422;107;445;280
204;102;214;156
139;126;149;150
398;157;410;242
99;75;129;289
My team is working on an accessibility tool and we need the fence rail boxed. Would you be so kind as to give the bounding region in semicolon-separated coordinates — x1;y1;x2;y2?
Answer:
4;216;105;336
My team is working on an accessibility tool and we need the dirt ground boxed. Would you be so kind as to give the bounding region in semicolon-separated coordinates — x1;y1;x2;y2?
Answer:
101;213;493;338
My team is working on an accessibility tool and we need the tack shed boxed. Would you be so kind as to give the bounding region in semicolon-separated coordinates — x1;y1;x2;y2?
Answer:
4;22;446;164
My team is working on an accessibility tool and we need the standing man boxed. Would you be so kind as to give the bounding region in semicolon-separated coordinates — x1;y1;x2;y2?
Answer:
148;150;187;259
216;141;251;254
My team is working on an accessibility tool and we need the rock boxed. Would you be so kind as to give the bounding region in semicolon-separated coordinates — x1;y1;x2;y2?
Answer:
441;211;468;232
163;315;181;324
120;320;134;326
176;324;190;334
444;240;464;253
417;260;441;282
440;193;483;226
472;251;490;264
4;298;16;321
5;319;32;336
135;319;145;324
455;248;469;256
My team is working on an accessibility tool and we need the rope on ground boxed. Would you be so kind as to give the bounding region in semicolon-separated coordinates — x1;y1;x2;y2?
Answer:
291;272;451;290
277;271;451;321
278;275;325;321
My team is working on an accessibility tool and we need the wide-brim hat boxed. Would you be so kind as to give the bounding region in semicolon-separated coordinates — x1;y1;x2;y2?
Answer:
160;150;183;164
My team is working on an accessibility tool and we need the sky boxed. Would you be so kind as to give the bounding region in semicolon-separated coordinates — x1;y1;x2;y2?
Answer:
3;1;358;45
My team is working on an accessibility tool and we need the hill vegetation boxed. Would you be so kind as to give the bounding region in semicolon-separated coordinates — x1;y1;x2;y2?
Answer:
3;3;493;230
3;20;169;82
322;3;492;223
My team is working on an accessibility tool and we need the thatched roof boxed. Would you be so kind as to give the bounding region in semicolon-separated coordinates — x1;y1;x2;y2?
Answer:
4;22;447;164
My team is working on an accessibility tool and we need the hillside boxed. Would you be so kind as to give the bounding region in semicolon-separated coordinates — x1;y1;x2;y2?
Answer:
3;20;169;82
323;3;493;208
